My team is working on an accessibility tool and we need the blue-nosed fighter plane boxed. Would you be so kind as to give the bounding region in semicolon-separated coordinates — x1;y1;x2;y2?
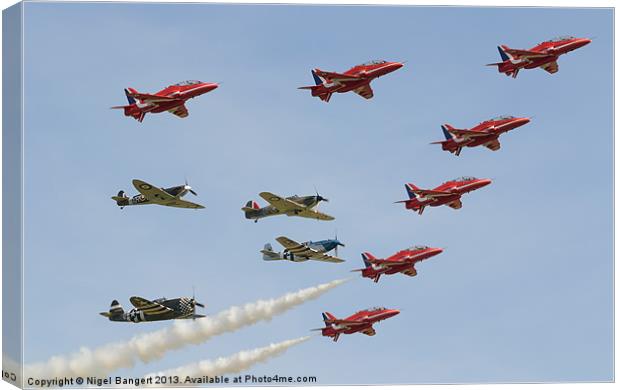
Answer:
261;235;345;263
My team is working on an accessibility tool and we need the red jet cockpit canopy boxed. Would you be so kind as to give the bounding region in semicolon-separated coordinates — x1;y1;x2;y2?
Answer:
173;80;203;86
489;115;515;121
451;176;477;182
408;245;429;250
545;35;576;42
359;59;387;66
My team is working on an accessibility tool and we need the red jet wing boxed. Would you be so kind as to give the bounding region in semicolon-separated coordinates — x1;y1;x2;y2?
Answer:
448;129;492;139
352;84;374;99
127;92;179;103
314;69;361;83
503;48;553;59
540;61;559;74
168;104;189;118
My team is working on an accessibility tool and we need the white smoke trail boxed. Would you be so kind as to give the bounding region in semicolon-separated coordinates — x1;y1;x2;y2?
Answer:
144;336;311;385
26;279;347;379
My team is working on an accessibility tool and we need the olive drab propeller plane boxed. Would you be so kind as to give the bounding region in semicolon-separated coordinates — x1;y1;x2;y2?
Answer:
99;295;206;323
112;179;205;209
486;36;591;78
431;115;531;156
111;80;218;122
352;245;444;283
311;307;400;342
298;60;404;102
395;177;492;215
242;190;334;222
261;234;345;263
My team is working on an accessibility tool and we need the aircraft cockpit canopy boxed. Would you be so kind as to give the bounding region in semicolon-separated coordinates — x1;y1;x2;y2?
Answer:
360;60;387;66
173;80;202;86
452;176;477;182
546;36;575;42
409;245;429;250
489;115;515;121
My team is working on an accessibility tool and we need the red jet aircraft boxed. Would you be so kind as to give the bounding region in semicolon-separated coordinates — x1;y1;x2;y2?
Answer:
298;60;404;102
111;80;218;122
313;307;400;342
431;115;531;156
487;36;591;78
396;177;492;215
352;245;443;283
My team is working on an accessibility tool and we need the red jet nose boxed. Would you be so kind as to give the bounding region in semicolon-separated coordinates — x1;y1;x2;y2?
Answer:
200;83;219;92
385;309;401;318
575;38;592;48
431;248;444;256
477;178;492;187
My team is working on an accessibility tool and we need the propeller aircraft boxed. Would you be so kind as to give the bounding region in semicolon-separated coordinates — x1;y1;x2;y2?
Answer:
99;294;205;323
112;179;204;209
242;190;334;222
261;234;345;263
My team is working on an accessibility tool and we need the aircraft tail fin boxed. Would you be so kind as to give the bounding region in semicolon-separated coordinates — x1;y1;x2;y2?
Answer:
441;124;455;140
405;183;420;199
498;45;511;61
125;88;137;104
322;312;337;324
261;243;283;261
361;252;377;267
100;299;124;320
242;200;260;212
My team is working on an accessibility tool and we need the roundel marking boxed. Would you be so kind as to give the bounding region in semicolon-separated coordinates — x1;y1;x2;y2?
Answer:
139;183;152;190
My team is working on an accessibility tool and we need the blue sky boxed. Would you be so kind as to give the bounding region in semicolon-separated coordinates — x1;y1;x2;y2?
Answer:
19;2;612;384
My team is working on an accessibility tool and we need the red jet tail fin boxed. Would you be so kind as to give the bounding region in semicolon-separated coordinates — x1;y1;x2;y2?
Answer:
322;312;336;324
361;252;377;267
405;183;420;199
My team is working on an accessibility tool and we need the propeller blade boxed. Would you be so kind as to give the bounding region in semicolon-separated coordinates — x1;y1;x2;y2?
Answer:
190;189;198;196
195;302;205;308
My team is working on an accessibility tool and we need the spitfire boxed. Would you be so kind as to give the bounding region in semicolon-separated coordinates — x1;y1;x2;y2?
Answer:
312;308;400;342
431;115;531;156
100;296;205;323
242;191;334;222
352;246;443;283
487;36;591;78
261;235;345;263
298;60;404;102
396;177;492;215
112;179;205;209
111;80;218;122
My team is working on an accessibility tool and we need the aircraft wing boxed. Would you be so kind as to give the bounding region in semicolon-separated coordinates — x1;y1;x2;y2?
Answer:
400;267;418;277
297;209;335;221
129;296;174;315
360;326;376;336
132;179;204;209
127;92;179;103
504;48;552;60
540;61;559;74
168;104;189;118
259;192;305;212
484;138;501;151
447;198;463;209
352;84;374;100
449;128;491;139
315;69;361;83
411;189;454;199
275;236;344;263
157;198;205;209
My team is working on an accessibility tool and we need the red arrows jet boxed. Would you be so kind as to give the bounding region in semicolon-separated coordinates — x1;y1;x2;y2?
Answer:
313;307;400;342
111;80;218;122
396;177;492;215
431;115;531;156
487;36;591;78
298;60;404;102
352;246;443;283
